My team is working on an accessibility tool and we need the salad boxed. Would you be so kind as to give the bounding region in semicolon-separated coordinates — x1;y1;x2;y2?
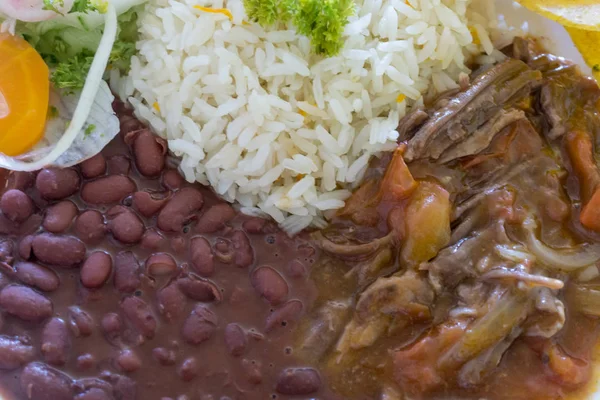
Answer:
0;0;145;171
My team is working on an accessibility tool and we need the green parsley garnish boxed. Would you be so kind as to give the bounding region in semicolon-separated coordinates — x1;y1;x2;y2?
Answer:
85;124;96;136
593;64;600;72
48;106;59;119
42;0;65;14
243;0;355;57
50;50;95;93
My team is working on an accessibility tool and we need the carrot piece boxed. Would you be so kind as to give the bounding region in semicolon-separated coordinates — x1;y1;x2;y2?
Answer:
566;130;600;203
545;342;590;387
381;145;418;202
580;188;600;231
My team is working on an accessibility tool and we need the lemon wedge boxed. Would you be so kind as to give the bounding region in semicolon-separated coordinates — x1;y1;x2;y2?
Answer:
516;0;600;30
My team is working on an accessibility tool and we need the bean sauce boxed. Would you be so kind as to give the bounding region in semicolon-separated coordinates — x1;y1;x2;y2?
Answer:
0;120;332;400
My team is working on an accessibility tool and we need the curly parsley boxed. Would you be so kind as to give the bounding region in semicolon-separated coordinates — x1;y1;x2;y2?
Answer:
243;0;355;56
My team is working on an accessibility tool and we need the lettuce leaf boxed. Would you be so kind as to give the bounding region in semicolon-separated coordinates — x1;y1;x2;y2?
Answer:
18;0;144;91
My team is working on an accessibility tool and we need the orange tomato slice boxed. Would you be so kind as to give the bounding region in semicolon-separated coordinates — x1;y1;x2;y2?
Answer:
0;33;49;156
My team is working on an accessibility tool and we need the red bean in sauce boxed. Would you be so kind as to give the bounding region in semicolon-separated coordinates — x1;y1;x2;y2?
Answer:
0;336;35;370
80;153;107;179
41;317;70;366
32;233;86;267
189;236;214;276
132;190;170;217
80;252;112;289
14;262;59;292
42;200;78;233
113;251;141;293
0;285;53;321
251;266;289;305
276;367;322;395
157;187;204;232
121;296;156;339
0;113;325;400
128;129;167;177
0;189;34;222
181;305;217;345
196;203;236;233
20;362;74;400
107;206;144;244
81;175;136;205
74;210;106;243
35;168;80;200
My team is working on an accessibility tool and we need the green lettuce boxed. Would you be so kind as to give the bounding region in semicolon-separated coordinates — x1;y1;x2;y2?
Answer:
18;0;144;92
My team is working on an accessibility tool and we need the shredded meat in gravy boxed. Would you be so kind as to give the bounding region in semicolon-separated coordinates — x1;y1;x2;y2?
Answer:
296;38;600;399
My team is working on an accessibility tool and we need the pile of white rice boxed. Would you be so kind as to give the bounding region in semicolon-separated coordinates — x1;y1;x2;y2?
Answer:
114;0;517;234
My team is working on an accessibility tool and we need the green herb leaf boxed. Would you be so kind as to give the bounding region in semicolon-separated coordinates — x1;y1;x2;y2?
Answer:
243;0;354;56
50;50;95;93
69;0;108;14
42;0;65;14
84;124;96;136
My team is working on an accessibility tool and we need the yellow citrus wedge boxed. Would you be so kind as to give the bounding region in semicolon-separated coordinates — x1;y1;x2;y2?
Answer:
565;27;600;82
516;0;600;30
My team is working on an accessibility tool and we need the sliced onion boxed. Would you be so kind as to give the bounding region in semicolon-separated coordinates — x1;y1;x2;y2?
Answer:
523;217;600;271
0;3;117;171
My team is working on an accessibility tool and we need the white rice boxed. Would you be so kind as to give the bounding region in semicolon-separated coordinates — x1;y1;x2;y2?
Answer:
117;0;517;235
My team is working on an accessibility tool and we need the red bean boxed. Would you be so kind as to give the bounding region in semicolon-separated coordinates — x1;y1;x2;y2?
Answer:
140;229;165;250
113;252;141;293
251;266;289;305
41;317;70;366
161;169;185;190
18;235;34;259
81;175;136;205
230;230;254;268
75;388;111;400
0;335;35;369
80;153;106;179
157;188;204;232
196;204;236;233
0;189;34;222
101;313;122;341
224;323;247;357
178;357;198;382
32;234;86;267
103;373;137;400
132;191;170;217
36;168;80;200
276;368;321;395
265;299;303;332
170;235;186;254
152;347;176;366
81;252;112;289
6;171;35;191
241;359;262;384
107;155;131;176
14;262;60;292
75;354;96;371
177;275;222;302
0;285;53;321
242;218;267;234
20;362;74;400
121;296;156;339
128;129;167;177
43;200;77;233
145;253;178;276
75;210;106;243
189;237;214;276
67;306;94;337
287;259;307;278
107;206;144;244
181;305;217;345
116;349;141;372
157;282;186;321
